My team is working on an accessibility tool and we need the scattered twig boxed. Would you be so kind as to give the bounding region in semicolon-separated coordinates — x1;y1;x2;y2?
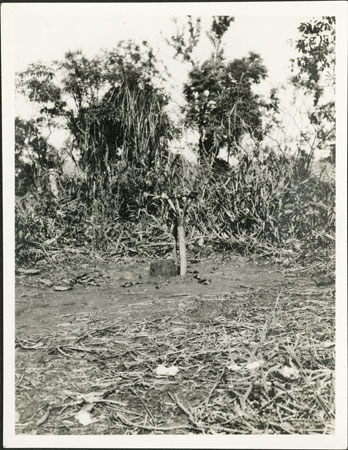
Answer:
168;392;204;431
15;277;335;435
114;411;194;432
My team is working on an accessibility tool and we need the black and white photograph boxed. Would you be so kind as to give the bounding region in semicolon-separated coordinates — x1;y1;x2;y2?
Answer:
2;2;347;448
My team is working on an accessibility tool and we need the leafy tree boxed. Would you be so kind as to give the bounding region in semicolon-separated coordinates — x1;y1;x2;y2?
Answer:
167;16;235;66
184;52;268;161
15;117;61;196
16;42;175;210
166;16;202;64
291;17;336;163
167;16;273;162
207;16;235;61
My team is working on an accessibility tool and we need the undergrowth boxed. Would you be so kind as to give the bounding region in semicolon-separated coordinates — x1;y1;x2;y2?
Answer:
15;147;335;271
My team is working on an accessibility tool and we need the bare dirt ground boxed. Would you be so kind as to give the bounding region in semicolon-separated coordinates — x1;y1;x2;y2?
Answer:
15;253;335;435
16;255;286;333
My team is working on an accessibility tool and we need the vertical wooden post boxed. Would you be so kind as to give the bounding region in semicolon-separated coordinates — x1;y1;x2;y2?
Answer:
163;192;193;279
177;214;187;277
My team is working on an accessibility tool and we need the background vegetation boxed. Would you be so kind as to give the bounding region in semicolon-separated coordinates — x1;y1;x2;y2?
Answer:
15;16;335;269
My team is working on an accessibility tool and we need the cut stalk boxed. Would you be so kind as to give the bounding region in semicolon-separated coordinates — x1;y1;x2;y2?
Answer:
177;215;187;277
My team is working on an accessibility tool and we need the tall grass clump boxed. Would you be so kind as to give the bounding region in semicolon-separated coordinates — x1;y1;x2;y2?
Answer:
187;147;335;264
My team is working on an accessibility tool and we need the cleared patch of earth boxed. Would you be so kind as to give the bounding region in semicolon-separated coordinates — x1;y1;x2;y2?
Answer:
15;253;335;435
16;255;287;330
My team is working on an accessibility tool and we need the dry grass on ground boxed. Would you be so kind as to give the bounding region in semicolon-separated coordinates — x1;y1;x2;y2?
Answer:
16;281;335;435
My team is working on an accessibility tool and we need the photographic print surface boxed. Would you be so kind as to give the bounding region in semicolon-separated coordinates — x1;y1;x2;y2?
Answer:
2;2;347;448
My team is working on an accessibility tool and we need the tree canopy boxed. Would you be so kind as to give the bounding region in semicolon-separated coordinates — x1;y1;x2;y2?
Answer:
184;52;268;161
16;42;175;191
291;16;336;160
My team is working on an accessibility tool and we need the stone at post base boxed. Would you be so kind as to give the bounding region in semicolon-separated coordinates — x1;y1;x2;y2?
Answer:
150;259;178;278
